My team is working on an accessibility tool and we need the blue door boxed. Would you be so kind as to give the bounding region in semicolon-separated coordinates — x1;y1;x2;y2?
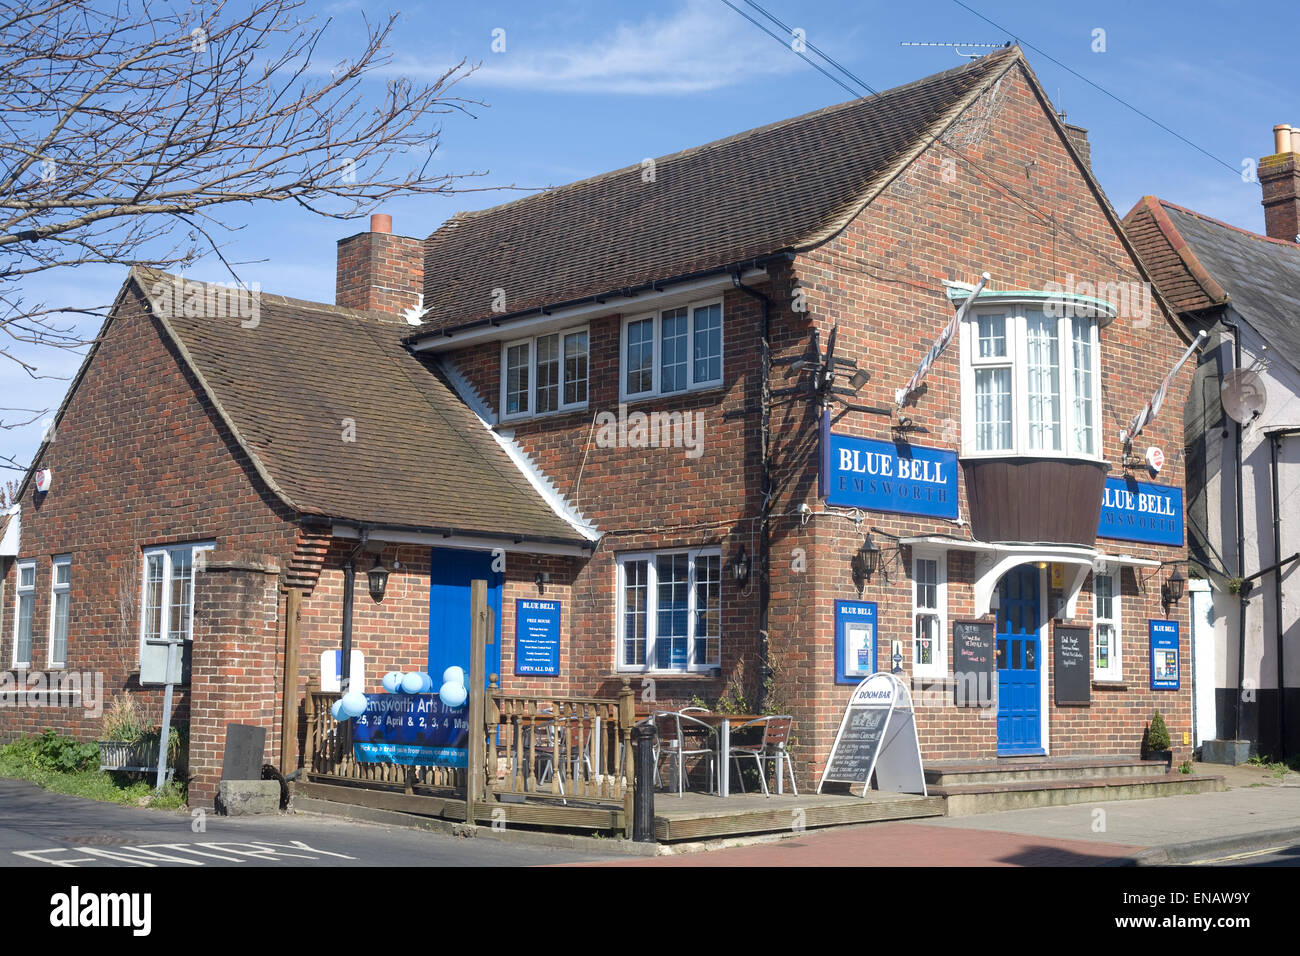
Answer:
996;566;1043;755
429;548;502;686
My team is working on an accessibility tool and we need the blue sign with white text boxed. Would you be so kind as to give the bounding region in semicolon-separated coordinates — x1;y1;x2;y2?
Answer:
1097;477;1184;546
352;693;468;766
1149;620;1181;691
835;600;878;685
825;432;959;520
515;599;561;676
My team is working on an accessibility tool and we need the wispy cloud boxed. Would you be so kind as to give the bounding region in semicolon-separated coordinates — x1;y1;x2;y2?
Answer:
390;0;804;95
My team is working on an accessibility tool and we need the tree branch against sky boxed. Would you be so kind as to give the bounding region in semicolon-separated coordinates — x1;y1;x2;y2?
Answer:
0;0;490;419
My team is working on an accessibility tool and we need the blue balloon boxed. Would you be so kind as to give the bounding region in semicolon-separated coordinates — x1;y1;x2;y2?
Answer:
400;672;424;694
340;691;368;718
330;699;348;721
382;671;403;693
442;666;465;686
439;680;468;708
419;672;435;693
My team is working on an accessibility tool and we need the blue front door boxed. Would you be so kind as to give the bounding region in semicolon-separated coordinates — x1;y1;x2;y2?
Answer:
996;566;1043;755
429;548;502;686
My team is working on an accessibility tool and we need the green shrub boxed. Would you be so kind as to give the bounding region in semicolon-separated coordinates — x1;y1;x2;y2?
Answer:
101;696;148;742
1147;710;1171;752
31;730;99;773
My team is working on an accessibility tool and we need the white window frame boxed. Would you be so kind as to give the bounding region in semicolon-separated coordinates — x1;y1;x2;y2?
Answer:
48;555;70;669
959;304;1103;461
615;547;722;674
498;325;590;421
620;299;724;401
911;549;947;678
1093;571;1122;682
12;558;35;668
138;542;215;663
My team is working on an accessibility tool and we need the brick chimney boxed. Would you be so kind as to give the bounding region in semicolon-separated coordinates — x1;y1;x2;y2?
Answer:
1259;125;1300;243
1062;121;1091;170
336;213;424;313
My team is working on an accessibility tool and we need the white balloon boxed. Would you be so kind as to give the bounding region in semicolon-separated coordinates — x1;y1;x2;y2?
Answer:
442;666;465;686
340;691;368;717
400;672;424;694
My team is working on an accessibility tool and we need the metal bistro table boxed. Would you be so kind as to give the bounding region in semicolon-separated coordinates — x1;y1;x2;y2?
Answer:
643;712;776;797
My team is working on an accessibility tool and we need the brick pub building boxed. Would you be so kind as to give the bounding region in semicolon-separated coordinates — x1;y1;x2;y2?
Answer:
1;47;1199;806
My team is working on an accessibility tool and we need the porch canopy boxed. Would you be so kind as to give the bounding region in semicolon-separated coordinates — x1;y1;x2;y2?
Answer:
900;536;1159;618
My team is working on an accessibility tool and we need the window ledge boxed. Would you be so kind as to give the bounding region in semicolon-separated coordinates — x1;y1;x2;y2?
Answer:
497;405;590;427
1092;680;1128;689
606;672;721;681
619;383;727;407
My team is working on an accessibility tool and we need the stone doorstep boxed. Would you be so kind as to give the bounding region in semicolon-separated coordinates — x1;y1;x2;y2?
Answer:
924;757;1171;784
927;772;1225;797
933;772;1226;817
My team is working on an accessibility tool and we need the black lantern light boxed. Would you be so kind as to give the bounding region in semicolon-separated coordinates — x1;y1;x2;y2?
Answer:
731;544;751;586
851;534;883;586
1161;565;1186;615
367;555;390;602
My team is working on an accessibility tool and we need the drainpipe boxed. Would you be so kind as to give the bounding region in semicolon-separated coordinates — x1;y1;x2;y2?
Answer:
733;271;772;712
1270;429;1299;758
340;528;371;694
1227;323;1248;746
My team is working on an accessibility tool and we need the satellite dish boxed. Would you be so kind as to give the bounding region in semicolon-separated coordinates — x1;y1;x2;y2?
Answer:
1221;368;1267;424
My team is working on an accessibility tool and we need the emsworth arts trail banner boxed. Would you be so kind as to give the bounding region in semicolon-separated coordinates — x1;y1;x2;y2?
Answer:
352;693;468;766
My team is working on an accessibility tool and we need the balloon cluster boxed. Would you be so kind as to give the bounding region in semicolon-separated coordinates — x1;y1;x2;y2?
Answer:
332;667;470;722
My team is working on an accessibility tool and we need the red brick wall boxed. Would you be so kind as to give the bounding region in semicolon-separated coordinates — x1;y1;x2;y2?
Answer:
0;284;300;792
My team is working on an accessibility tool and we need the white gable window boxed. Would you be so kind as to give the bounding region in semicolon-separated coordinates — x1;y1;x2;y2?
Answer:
621;300;723;400
139;542;214;662
960;303;1103;459
48;556;70;669
911;551;947;678
12;559;35;668
616;548;721;673
500;327;589;420
1093;571;1122;682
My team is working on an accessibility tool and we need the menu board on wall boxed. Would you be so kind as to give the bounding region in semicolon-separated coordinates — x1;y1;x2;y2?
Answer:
514;599;561;676
951;620;995;708
1053;624;1091;706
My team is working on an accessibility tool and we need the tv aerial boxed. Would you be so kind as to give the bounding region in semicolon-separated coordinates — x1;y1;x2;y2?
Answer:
773;325;888;416
1221;368;1267;425
900;40;1012;60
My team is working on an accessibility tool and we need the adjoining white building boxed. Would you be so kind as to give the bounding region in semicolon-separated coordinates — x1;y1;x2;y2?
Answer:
1125;126;1300;760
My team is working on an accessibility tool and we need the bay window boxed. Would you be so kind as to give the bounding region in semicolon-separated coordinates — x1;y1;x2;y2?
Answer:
960;302;1103;459
500;327;589;419
622;300;723;400
617;548;721;672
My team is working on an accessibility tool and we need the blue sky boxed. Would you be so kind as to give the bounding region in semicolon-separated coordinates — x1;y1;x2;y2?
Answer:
3;0;1296;475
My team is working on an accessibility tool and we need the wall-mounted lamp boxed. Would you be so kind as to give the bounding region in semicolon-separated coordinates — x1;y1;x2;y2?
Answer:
534;571;550;594
367;555;390;602
1161;566;1185;616
730;544;751;587
850;534;883;589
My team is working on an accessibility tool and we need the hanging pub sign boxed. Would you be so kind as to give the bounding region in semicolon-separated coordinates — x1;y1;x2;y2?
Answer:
822;428;959;520
353;693;469;766
1097;476;1184;547
514;599;561;676
818;672;926;796
1149;620;1181;691
835;600;877;685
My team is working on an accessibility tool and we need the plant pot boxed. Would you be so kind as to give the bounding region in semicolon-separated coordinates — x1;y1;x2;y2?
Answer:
98;738;160;772
1144;749;1173;770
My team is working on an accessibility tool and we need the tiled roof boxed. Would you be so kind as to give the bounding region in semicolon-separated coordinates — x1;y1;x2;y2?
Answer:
1125;197;1300;370
413;46;1021;337
134;269;593;546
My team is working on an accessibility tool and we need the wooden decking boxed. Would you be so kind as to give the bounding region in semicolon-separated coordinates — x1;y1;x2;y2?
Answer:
652;790;943;842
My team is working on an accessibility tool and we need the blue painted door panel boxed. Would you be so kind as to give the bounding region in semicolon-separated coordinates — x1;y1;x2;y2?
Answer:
429;548;502;686
996;566;1043;755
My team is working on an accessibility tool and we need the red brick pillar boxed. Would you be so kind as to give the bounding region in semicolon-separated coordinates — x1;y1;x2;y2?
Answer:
188;552;283;807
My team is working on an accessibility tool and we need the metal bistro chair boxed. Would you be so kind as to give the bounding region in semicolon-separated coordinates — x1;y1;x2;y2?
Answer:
653;710;718;797
726;715;797;797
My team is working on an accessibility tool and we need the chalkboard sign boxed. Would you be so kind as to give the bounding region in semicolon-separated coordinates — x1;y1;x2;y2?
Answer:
823;707;888;782
1053;624;1091;705
952;619;995;708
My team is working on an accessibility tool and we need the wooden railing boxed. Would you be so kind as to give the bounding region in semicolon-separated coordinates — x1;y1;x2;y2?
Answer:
301;681;466;793
483;677;636;805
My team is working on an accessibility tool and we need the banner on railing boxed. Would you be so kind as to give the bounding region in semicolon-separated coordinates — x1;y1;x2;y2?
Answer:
352;693;469;766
